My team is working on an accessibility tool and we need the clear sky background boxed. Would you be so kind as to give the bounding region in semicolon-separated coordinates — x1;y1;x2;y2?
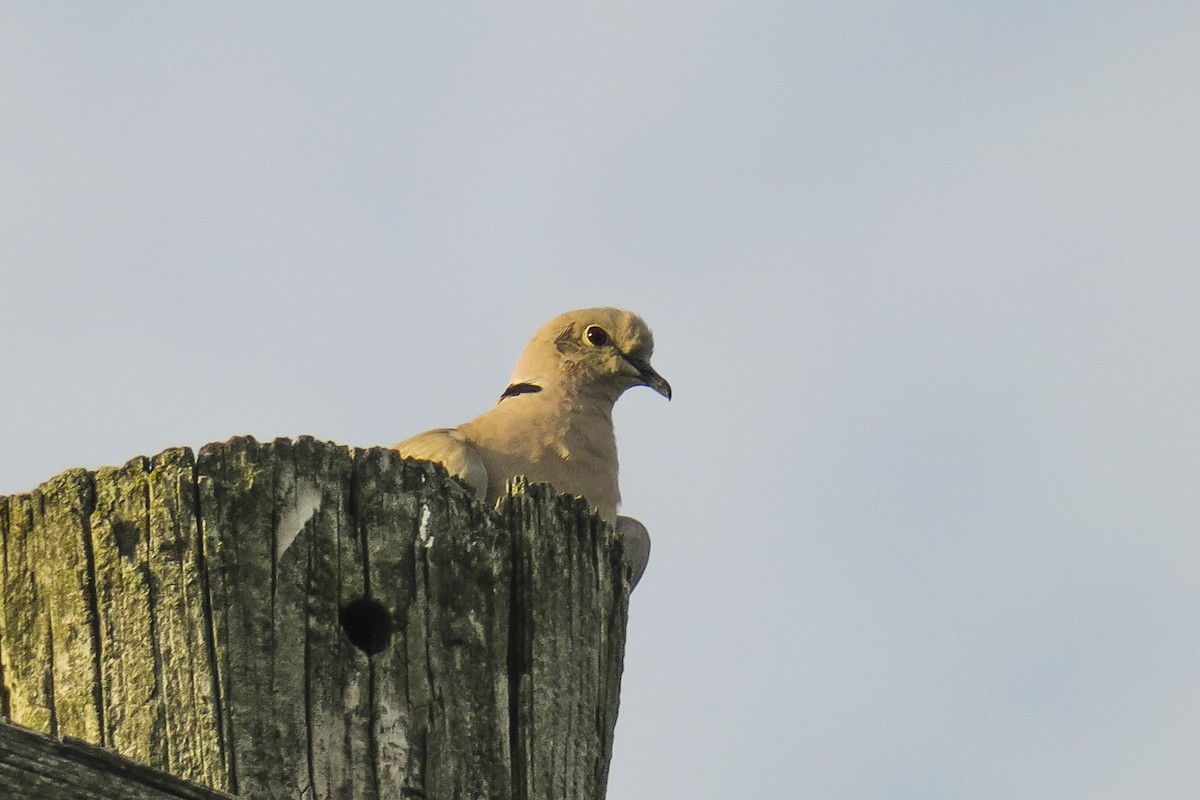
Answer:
3;4;1199;798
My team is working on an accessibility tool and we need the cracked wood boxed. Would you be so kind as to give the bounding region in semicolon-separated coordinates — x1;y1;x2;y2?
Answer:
0;437;632;800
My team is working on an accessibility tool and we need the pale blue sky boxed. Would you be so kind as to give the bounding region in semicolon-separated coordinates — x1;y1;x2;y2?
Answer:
3;4;1199;798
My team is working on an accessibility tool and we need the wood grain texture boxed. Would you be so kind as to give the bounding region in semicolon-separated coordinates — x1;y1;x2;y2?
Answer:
90;457;158;762
0;720;234;800
503;480;630;800
0;437;634;800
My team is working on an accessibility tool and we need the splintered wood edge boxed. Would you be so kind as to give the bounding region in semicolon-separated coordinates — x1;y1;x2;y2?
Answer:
2;437;632;800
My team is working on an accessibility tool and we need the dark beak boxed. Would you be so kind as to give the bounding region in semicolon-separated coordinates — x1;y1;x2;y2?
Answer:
628;357;672;400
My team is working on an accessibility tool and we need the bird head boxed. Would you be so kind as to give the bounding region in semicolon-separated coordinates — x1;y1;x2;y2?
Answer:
507;308;672;402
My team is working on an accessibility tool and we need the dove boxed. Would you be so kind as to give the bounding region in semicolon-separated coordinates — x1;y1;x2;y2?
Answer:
394;307;669;587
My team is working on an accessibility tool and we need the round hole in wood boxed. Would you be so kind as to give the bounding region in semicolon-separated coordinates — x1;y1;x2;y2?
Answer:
339;597;392;655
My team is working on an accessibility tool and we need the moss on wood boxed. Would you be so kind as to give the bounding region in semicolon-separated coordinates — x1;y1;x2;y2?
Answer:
0;437;632;800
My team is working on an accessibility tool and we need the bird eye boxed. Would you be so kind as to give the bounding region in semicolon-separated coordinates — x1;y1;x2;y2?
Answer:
585;325;610;347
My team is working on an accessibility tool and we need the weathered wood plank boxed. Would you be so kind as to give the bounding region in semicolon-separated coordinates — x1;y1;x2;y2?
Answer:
400;457;511;800
0;494;7;718
198;436;302;797
89;458;160;765
30;470;103;744
1;492;55;732
2;437;634;800
352;447;421;800
148;448;226;790
0;720;233;800
276;436;361;800
504;481;630;800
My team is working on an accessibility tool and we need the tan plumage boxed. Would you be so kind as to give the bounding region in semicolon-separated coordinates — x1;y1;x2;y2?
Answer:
394;307;670;587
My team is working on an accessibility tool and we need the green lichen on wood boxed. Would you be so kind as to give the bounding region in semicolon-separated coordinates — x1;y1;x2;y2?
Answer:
32;468;104;744
90;457;158;762
1;491;55;733
0;437;633;800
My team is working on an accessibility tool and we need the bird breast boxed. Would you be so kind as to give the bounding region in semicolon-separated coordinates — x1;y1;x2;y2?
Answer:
464;393;622;521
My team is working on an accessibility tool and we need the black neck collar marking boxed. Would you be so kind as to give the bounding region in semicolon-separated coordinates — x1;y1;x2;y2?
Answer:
500;382;543;400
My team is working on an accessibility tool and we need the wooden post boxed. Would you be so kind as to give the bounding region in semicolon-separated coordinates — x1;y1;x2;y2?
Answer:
0;437;633;800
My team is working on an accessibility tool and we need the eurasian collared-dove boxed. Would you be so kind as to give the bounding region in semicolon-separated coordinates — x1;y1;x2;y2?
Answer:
394;307;670;588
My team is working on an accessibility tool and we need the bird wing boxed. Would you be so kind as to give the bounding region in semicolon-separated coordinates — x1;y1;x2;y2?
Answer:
394;427;489;500
616;516;651;589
